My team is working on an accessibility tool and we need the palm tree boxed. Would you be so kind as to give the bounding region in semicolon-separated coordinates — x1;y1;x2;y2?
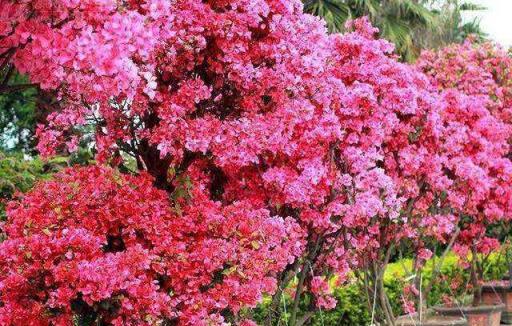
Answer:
430;0;487;44
302;0;485;61
303;0;436;61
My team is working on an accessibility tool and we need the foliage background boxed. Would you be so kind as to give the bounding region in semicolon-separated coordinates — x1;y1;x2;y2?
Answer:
302;0;486;61
252;251;511;326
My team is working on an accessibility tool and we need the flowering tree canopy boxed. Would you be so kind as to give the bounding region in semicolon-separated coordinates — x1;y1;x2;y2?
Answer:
418;40;512;125
343;40;512;319
2;0;512;324
418;41;512;260
385;40;512;309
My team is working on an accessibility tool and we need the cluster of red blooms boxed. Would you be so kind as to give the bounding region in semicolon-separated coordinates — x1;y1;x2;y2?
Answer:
1;166;301;325
0;0;511;324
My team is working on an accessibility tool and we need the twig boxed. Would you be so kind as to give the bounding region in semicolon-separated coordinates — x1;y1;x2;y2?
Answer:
423;227;460;301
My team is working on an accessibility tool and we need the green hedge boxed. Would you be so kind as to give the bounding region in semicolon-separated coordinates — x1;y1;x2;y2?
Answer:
309;284;371;326
312;253;509;326
256;252;510;326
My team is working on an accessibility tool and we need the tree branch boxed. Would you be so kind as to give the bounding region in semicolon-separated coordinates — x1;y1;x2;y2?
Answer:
423;227;460;301
0;83;37;94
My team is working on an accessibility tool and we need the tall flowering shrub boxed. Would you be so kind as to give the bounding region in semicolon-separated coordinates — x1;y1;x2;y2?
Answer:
418;40;512;125
404;41;512;306
418;40;512;230
340;41;512;319
395;88;512;312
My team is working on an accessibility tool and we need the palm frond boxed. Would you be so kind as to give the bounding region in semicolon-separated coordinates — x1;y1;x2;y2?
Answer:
460;17;488;41
389;0;436;27
351;0;380;17
303;0;351;32
380;13;414;46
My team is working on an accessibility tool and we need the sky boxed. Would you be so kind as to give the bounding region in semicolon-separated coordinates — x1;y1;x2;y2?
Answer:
463;0;512;48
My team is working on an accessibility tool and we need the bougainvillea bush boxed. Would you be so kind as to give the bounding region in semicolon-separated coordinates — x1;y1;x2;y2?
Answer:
2;0;512;325
0;165;301;325
416;40;512;305
372;41;512;315
349;60;512;320
391;87;512;314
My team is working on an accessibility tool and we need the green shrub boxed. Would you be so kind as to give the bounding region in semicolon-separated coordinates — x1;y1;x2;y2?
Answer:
255;252;511;326
310;284;371;326
0;152;66;219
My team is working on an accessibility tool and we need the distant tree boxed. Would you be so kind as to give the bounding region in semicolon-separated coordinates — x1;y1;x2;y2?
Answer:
0;68;93;157
0;64;38;153
0;151;66;220
302;0;486;61
413;0;487;51
303;0;435;60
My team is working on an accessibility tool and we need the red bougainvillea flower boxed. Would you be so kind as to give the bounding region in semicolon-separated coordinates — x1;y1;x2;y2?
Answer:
0;166;302;325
